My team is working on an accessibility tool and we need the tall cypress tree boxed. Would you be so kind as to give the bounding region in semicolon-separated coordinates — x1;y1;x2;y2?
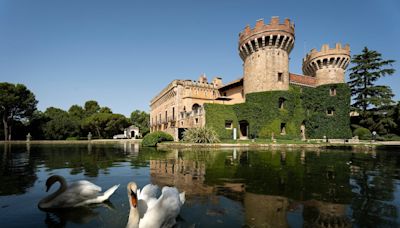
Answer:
349;47;395;112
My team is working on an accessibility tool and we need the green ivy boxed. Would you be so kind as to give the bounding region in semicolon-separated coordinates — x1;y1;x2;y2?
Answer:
204;104;238;139
302;84;352;139
205;84;351;139
233;87;305;139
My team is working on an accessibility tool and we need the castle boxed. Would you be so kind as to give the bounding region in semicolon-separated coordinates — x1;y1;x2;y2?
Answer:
150;17;352;141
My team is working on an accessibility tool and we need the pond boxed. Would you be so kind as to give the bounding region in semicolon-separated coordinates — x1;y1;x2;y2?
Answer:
0;143;400;227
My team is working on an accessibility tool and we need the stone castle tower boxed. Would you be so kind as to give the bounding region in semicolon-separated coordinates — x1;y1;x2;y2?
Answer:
302;43;350;86
239;17;295;96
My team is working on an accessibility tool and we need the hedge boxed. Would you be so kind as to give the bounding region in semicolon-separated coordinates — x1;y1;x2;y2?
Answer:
141;131;174;147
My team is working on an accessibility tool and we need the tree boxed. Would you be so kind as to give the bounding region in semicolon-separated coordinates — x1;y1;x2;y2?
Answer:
82;112;130;138
68;105;85;120
43;107;79;140
348;47;396;134
130;110;150;136
0;83;37;140
348;47;396;113
84;100;100;116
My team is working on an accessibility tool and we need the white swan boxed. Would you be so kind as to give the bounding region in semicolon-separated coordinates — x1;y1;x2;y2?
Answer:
38;175;120;209
126;182;185;228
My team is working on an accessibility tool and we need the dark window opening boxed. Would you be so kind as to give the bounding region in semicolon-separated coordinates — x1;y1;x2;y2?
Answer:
223;92;227;96
330;87;337;96
278;97;286;109
172;107;175;120
280;123;286;135
327;108;335;116
278;72;283;82
225;120;233;129
195;118;199;124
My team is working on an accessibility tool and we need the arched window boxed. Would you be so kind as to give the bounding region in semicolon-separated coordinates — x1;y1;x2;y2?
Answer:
278;97;286;109
192;103;201;115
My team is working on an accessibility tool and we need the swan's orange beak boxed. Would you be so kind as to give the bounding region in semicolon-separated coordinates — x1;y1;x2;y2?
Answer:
130;189;137;208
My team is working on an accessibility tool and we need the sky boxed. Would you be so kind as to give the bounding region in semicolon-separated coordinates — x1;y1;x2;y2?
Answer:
1;0;399;117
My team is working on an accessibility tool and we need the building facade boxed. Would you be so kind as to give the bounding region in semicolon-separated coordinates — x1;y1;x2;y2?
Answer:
150;17;351;141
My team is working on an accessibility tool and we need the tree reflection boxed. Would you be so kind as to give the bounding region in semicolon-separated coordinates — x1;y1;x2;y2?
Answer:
0;144;37;195
349;151;398;227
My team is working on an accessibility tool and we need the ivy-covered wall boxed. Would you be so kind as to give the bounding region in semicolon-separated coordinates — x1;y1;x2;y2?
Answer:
302;83;352;139
204;103;238;139
204;84;351;139
233;87;305;139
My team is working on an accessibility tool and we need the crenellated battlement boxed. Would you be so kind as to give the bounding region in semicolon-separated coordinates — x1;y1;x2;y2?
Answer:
302;43;351;86
238;17;295;61
303;43;350;65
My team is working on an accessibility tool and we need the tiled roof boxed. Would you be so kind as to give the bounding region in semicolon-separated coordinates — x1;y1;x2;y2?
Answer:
289;73;316;87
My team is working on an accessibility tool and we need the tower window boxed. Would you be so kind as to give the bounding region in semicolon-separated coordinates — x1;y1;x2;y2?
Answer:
278;97;286;109
195;118;199;124
327;108;335;116
278;72;283;82
330;87;337;96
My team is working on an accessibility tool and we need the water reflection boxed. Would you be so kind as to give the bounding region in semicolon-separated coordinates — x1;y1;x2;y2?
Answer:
147;148;400;227
44;206;99;226
0;144;37;195
0;143;399;227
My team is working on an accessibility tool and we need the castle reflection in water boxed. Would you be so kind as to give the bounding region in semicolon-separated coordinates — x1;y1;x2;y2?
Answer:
1;143;398;227
146;148;377;228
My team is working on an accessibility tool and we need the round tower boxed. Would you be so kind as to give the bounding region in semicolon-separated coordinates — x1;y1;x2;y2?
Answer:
239;17;295;95
302;43;350;86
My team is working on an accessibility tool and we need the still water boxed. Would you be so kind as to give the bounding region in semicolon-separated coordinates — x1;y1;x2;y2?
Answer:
0;143;400;228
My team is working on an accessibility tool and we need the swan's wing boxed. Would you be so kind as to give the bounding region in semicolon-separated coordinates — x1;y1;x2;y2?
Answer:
52;181;102;207
139;186;182;228
139;184;160;201
69;180;102;198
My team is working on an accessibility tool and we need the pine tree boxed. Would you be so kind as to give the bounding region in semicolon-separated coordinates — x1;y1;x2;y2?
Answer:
348;47;395;112
348;47;396;134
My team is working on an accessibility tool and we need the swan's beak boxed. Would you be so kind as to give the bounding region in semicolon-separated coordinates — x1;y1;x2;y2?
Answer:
130;189;137;208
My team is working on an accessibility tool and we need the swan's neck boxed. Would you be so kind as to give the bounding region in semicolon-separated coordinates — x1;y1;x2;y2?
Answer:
127;206;140;228
38;176;67;209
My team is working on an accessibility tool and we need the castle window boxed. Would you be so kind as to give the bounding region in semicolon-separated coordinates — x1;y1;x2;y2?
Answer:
327;108;335;116
225;120;233;129
172;107;175;120
278;97;286;109
330;87;337;96
280;123;286;135
165;110;167;122
278;72;283;82
195;118;199;124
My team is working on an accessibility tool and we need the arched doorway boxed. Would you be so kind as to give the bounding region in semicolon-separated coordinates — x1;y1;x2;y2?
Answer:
239;120;249;139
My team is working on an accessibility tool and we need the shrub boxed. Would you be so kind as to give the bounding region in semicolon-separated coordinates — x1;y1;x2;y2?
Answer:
353;127;371;140
182;127;220;143
141;131;174;147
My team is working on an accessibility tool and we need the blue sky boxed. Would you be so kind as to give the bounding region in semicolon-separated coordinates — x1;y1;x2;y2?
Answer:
1;0;399;116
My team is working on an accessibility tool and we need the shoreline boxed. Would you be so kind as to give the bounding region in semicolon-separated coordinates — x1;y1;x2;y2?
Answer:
157;141;400;151
0;139;142;144
1;140;399;151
